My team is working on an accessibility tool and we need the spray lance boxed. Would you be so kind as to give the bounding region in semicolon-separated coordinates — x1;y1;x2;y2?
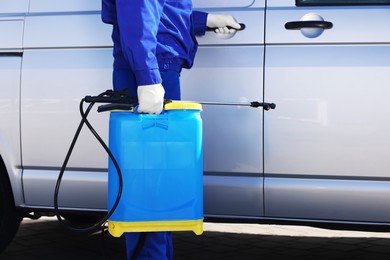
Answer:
90;90;276;112
54;89;275;234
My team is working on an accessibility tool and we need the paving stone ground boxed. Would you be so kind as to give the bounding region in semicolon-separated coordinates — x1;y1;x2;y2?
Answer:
2;217;390;259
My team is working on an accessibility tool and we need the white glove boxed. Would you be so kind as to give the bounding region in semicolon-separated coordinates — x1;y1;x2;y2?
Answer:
206;14;241;34
137;84;165;114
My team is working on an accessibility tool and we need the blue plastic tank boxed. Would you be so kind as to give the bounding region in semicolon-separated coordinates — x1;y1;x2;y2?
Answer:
107;102;203;237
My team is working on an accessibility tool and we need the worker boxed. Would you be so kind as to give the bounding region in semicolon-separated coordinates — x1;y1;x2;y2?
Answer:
101;0;241;259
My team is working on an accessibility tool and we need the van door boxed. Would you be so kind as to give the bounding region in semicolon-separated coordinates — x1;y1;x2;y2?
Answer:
21;1;113;210
0;0;29;205
264;0;390;223
184;0;266;217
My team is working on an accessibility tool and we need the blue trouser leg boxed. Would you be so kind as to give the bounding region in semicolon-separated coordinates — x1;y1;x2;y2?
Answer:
125;232;173;260
113;67;180;260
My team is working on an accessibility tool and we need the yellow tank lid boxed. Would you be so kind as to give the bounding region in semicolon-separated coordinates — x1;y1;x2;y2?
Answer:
164;101;202;111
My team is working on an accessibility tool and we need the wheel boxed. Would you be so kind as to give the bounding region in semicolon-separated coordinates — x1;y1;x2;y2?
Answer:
0;163;22;253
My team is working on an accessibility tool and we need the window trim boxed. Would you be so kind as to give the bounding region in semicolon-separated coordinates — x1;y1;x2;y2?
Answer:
296;0;390;6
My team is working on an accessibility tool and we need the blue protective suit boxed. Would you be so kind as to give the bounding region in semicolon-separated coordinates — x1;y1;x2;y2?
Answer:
102;0;207;86
101;1;207;259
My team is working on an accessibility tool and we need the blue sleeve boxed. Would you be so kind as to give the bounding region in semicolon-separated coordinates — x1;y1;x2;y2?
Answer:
192;11;208;36
115;0;165;86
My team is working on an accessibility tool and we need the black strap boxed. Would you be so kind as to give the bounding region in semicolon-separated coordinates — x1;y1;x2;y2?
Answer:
130;233;147;260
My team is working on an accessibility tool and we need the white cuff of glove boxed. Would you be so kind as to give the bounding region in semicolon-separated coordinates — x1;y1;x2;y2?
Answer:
206;14;241;33
137;84;165;114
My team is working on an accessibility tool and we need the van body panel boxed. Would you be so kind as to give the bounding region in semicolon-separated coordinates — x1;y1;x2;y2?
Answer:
264;1;390;222
182;4;265;217
24;14;112;48
0;0;29;14
1;0;390;230
21;49;111;168
267;4;390;44
0;20;24;50
29;0;101;12
20;2;266;217
0;56;23;206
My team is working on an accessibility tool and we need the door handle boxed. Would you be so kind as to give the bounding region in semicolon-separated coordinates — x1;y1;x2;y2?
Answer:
285;20;333;30
207;23;246;32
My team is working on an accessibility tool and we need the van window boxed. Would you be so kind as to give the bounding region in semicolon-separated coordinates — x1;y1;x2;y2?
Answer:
296;0;390;5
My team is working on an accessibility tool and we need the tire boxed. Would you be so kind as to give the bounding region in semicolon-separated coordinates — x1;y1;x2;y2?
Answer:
0;162;22;253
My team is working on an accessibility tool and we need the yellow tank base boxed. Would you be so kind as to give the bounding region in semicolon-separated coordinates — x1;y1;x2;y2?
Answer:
108;219;203;237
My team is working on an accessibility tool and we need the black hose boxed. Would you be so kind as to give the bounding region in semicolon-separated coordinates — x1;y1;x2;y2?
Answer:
54;96;123;234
